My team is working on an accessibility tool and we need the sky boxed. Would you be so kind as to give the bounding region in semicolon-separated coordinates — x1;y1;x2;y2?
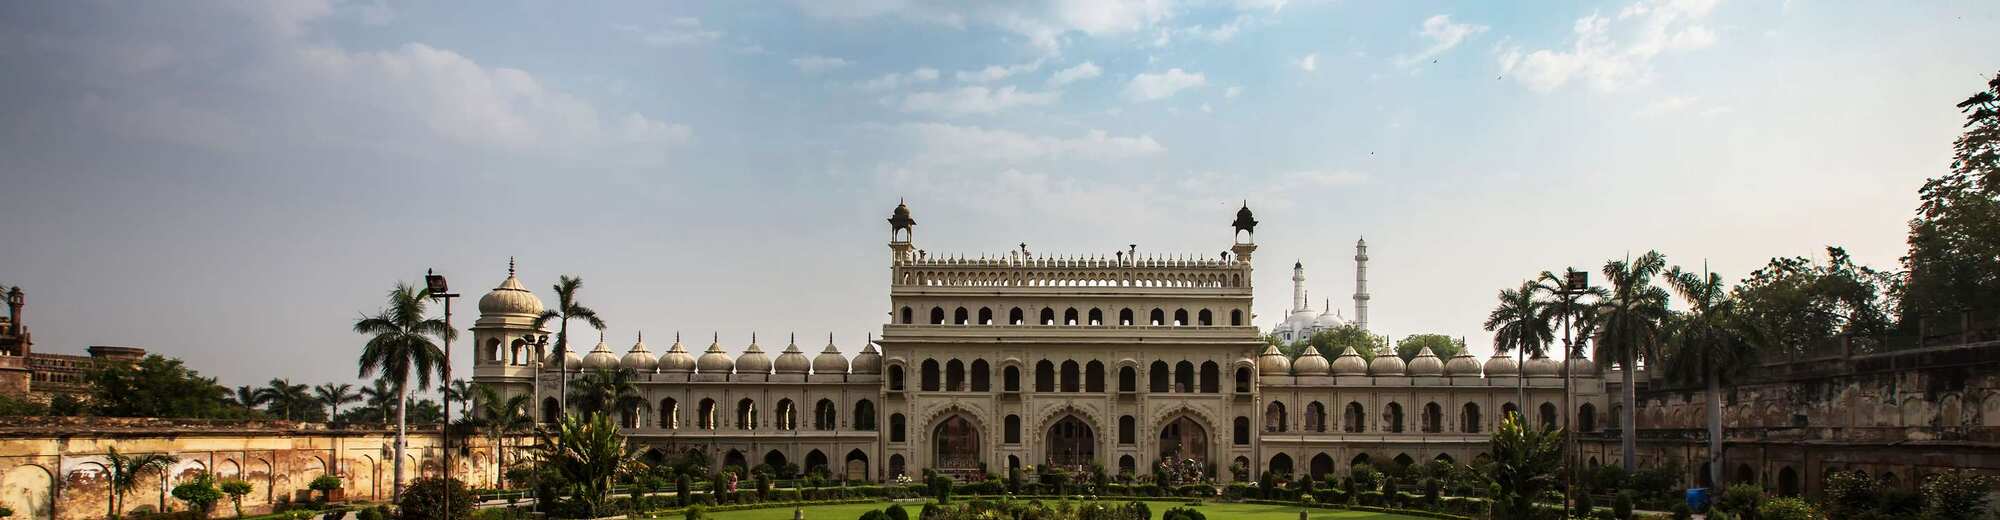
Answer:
1;0;1996;394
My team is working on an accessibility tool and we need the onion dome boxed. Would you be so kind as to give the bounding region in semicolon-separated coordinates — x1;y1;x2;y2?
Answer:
1483;352;1519;377
888;200;916;232
1444;349;1483;376
658;333;695;373
1525;354;1561;377
1568;357;1598;375
1368;350;1407;376
735;334;772;375
1330;346;1369;376
545;341;582;371
1407;346;1445;376
477;258;545;316
1258;345;1291;376
774;334;811;375
851;337;882;374
581;335;619;371
1232;202;1257;233
813;334;849;375
621;333;658;372
1292;345;1330;376
696;334;735;374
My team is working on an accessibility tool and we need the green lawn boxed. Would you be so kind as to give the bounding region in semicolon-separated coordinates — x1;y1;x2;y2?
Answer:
703;500;1431;520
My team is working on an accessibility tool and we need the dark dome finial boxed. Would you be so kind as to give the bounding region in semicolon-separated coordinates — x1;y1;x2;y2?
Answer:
1232;202;1258;232
888;199;916;231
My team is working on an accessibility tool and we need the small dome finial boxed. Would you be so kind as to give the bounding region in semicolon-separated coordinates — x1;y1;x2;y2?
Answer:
509;256;516;276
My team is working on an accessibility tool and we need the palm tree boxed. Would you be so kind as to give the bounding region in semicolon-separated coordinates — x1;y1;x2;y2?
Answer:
315;383;361;420
533;275;606;420
1484;280;1554;420
103;447;177;519
1534;268;1608;506
357;378;397;424
256;378;313;420
567;368;645;418
232;385;266;412
354;282;452;501
1664;264;1760;489
472;384;534;487
441;379;475;417
532;413;637;518
1597;251;1671;470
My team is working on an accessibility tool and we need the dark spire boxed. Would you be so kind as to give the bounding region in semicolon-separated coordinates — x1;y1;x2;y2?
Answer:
1232;201;1258;232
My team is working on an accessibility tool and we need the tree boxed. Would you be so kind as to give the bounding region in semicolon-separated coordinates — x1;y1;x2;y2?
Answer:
567;368;645;417
354;378;397;425
472;384;534;487
1533;267;1608;502
1662;264;1760;489
1597;251;1671;470
87;355;239;419
103;446;177;519
1736;247;1896;355
533;275;606;421
1901;70;2000;325
232;385;265;413
256;378;319;421
532;413;636;518
218;479;253;518
1486;415;1564;520
1276;324;1384;361
1484;280;1553;418
354;282;452;501
315;383;361;420
1394;334;1464;362
172;472;223;515
441;379;475;417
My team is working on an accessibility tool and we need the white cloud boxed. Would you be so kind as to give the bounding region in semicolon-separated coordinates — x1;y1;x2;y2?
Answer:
1224;86;1242;98
900;86;1061;115
893;123;1165;166
1180;15;1250;44
956;60;1043;82
1396;15;1487;68
1048;61;1103;87
1498;0;1723;92
617;18;725;47
1635;95;1697;117
1124;68;1206;101
1295;53;1318;72
791;55;853;74
1285;169;1368;187
857;67;941;91
792;1;1181;54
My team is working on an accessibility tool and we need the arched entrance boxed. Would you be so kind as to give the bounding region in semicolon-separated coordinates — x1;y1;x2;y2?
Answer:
933;415;981;470
2;465;54;520
722;450;748;472
1156;416;1208;464
844;450;869;481
1046;415;1096;469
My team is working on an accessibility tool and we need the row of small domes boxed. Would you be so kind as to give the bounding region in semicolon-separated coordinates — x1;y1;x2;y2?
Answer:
555;333;882;375
1258;345;1593;377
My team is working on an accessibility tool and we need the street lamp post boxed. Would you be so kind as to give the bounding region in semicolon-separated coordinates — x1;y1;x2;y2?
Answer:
1557;270;1588;514
425;270;460;520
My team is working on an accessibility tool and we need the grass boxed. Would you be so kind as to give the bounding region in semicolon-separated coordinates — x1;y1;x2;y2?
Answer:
701;500;1433;520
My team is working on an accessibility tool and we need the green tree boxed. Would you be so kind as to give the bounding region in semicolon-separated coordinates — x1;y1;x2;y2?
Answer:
1662;264;1760;489
567;367;645;416
354;378;397;424
471;383;534;485
315;383;361;420
1735;247;1896;355
1920;469;1997;520
218;479;253;518
256;378;319;421
103;446;177;519
1486;415;1564;520
1484;280;1553;419
407;398;445;424
1394;334;1464;362
87;355;238;419
232;385;265;413
532;413;636;518
1900;70;2000;325
354;282;452;501
440;379;475;417
171;472;223;514
1275;324;1384;361
533;275;607;420
1598;251;1671;470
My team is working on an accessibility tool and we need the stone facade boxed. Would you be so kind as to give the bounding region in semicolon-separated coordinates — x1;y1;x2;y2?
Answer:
0;286;148;404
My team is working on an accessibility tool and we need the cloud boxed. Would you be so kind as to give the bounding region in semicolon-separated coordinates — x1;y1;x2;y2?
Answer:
792;1;1181;53
1634;95;1697;117
1285;169;1368;186
891;123;1165;166
617;17;724;47
1048;61;1103;86
1180;15;1250;44
857;67;941;91
791;55;853;73
1224;86;1243;98
1295;53;1318;72
899;86;1061;115
1396;15;1487;68
1498;0;1723;92
1125;68;1206;101
956;60;1043;82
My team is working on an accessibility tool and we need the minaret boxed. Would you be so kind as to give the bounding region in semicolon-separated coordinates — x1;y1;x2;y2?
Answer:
1353;237;1370;331
1291;261;1308;314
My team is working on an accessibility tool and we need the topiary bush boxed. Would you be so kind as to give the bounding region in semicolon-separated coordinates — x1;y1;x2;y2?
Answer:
885;503;909;520
309;475;343;503
397;478;473;520
1614;490;1635;520
1716;483;1763;518
1757;497;1818;520
1921;469;1998;520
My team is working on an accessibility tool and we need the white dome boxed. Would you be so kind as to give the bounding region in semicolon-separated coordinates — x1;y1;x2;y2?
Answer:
1330;347;1368;376
658;335;695;373
696;335;735;374
1525;354;1561;378
477;263;545;316
1291;345;1330;376
1568;357;1598;375
1484;353;1519;377
1368;351;1407;376
544;343;582;371
1407;347;1444;376
773;336;810;374
813;335;849;375
580;337;619;371
735;335;771;375
851;341;882;374
1444;350;1483;376
620;334;657;372
1258;345;1291;376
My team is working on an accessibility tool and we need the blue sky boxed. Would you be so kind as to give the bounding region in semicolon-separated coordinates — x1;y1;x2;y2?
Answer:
1;0;1995;391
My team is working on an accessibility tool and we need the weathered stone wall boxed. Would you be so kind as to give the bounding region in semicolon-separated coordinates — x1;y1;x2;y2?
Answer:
0;417;517;520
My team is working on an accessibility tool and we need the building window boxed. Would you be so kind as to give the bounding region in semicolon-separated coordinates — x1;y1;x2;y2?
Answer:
1005;415;1021;444
1119;415;1136;445
890;413;906;442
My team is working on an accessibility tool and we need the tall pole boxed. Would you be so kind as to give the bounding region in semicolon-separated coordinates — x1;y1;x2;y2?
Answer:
425;270;459;520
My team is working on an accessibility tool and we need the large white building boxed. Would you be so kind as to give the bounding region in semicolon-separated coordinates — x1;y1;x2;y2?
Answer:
470;202;1606;483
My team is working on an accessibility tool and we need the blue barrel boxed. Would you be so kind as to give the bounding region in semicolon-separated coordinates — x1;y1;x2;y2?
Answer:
1686;487;1709;511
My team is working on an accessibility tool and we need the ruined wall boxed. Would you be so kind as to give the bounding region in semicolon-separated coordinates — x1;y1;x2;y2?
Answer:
0;418;520;520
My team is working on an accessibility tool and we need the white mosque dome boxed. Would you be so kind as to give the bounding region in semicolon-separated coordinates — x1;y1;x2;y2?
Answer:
1330;347;1369;376
1484;352;1519;377
1525;354;1562;378
696;335;735;374
620;334;657;372
1407;347;1444;376
1569;357;1598;375
1258;345;1291;376
580;337;620;371
1291;345;1330;376
813;335;849;375
774;336;811;375
851;341;882;374
1444;350;1483;376
658;335;695;373
544;343;582;371
735;335;772;375
1368;351;1407;376
477;260;544;316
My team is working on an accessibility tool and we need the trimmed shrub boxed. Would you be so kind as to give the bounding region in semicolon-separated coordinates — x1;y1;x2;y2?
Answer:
1757;497;1817;520
1922;470;1998;520
1614;491;1635;520
397;478;473;520
885;503;909;520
